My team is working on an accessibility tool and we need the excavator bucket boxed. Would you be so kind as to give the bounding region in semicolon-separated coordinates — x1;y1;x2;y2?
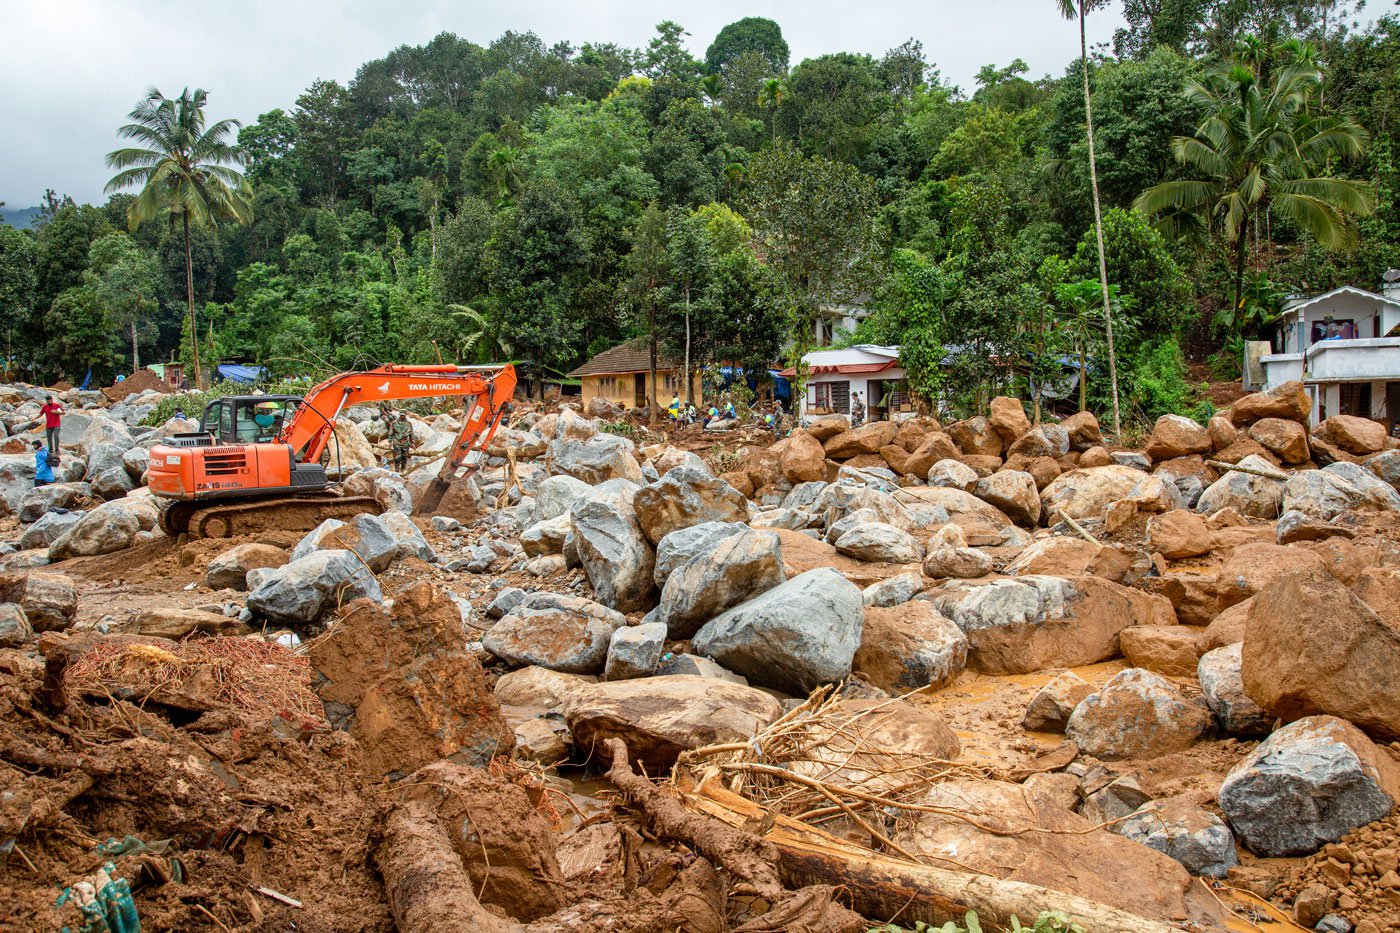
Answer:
414;477;452;516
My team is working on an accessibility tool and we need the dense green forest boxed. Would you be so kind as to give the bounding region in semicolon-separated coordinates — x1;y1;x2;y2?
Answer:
1;6;1397;427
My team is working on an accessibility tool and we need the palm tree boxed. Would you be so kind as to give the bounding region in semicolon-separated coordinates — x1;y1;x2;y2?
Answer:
105;87;251;389
488;146;525;206
1134;50;1374;320
1055;280;1106;413
757;78;786;147
449;304;512;362
1055;0;1121;437
700;74;724;107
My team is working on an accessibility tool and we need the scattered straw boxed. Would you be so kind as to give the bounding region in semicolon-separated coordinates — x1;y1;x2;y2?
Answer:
66;637;325;723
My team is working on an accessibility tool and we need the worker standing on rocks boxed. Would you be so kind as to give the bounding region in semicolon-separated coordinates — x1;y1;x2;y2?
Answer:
40;395;64;452
32;439;55;487
851;392;866;427
389;411;413;472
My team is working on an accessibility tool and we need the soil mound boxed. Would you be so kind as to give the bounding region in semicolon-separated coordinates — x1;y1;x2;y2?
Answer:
102;368;176;402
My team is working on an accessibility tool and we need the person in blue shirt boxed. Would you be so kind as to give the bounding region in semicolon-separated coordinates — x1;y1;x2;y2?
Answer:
33;440;55;487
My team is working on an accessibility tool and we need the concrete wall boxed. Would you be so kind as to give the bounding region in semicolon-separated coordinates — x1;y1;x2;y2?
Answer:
579;371;702;409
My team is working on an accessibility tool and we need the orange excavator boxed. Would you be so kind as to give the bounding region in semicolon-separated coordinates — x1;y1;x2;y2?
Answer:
147;364;517;538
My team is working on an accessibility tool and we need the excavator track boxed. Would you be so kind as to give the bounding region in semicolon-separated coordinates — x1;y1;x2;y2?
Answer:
160;493;382;539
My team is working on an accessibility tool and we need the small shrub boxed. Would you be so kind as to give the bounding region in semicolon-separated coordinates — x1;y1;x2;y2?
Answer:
867;909;1085;933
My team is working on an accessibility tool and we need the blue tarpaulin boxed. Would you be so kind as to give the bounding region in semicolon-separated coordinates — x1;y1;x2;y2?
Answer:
216;364;264;384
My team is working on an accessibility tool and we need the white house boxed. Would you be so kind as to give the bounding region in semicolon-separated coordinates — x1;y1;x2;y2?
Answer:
782;345;915;421
1259;275;1400;426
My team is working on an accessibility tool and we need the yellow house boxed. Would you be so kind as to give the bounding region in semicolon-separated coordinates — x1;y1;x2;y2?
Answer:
569;337;703;410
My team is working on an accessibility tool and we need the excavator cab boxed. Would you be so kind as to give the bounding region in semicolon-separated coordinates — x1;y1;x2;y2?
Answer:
197;396;301;445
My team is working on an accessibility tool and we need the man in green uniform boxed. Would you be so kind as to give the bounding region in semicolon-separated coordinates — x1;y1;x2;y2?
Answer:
389;411;413;472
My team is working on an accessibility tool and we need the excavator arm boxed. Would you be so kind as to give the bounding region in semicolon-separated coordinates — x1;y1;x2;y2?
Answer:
282;364;517;468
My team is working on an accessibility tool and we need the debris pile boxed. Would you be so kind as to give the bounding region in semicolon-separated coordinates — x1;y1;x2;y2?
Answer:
3;376;1400;930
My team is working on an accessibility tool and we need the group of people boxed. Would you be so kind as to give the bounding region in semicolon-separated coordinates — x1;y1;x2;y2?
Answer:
33;395;64;488
665;394;788;437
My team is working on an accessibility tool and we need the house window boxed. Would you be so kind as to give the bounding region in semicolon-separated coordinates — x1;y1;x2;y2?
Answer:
663;373;682;394
1340;382;1372;418
597;376;619;395
813;380;850;414
1312;318;1358;342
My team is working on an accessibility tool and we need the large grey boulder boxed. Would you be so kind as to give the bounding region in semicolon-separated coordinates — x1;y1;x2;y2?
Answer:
18;482;91;523
550;433;644;485
79;417;135;458
922;524;993;579
813;483;911;530
834;521;923;563
862;570;924;608
604;622;668;681
1022;671;1094;732
49;496;158;560
121;446;149;481
1114;798;1238;878
1066;668;1210;760
1195;454;1285;519
0;572;76;632
377;510;436;563
483;592;627;674
0;453;40;516
292;514;400;573
1196;643;1271;736
570;480;656;612
1218;715;1400;857
655;527;785;638
18;511;82;551
0;603;32;647
1281;461;1400;520
521;514;572;557
247;549;382;624
339;467;412;514
534;474;593;522
692;568;864;695
632;466;751;544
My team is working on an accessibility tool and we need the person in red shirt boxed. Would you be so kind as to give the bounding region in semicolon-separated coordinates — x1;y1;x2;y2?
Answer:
40;395;64;453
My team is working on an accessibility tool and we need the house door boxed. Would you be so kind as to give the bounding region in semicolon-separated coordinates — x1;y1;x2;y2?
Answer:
634;374;647;409
1387;383;1400;431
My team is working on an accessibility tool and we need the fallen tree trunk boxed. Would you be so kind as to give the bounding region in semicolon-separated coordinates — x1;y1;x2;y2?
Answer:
679;774;1189;933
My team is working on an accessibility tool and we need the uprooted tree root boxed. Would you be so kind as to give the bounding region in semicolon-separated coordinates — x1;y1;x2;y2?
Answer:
373;740;868;933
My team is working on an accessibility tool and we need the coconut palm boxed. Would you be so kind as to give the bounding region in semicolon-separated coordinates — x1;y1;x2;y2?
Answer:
700;74;725;107
488;146;525;206
1134;50;1374;319
757;78;786;147
105;87;251;389
1055;0;1120;437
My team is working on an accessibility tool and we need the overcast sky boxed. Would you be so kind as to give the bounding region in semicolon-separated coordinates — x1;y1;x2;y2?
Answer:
5;0;1144;206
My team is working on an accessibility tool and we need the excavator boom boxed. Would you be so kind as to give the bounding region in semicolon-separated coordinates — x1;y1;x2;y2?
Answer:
148;363;517;537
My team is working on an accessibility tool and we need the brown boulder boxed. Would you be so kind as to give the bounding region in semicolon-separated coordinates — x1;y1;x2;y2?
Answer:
1079;446;1112;467
1146;415;1212;462
1243;568;1400;741
989;396;1031;444
1318;415;1387;455
1207;414;1239;451
947;416;1003;458
780;430;827;483
899;433;959;477
1120;625;1205;677
720;469;754;498
895;777;1219;924
128;608;250;639
823;421;899;459
973;469;1040;527
1147;510;1214;560
1229;380;1309;426
893;419;930;452
1215;542;1329;610
930;574;1175;674
1061;411;1103;451
1248;418;1310;464
1022;671;1095;732
1002;537;1141;584
1200;597;1252;650
807;414;851;441
564;675;783;772
855;602;969;693
1039;464;1150;522
960;454;1002;476
1139;573;1218;627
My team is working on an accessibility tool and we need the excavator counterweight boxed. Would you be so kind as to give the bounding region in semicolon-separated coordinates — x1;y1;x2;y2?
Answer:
148;364;516;538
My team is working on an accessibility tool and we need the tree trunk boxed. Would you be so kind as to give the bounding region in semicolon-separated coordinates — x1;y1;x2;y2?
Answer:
1078;347;1087;412
183;213;203;390
131;320;140;374
1082;6;1120;437
649;301;659;427
1233;221;1250;328
684;286;694;406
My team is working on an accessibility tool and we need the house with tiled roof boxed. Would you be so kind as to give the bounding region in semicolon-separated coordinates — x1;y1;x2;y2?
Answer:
567;337;703;410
